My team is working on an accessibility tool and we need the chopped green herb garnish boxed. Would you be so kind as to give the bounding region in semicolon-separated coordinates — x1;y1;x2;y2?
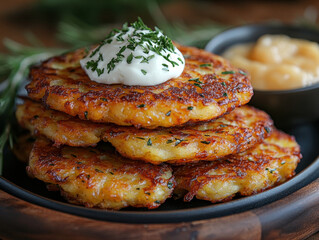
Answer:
223;92;228;97
200;63;211;67
126;52;133;64
221;82;226;87
154;200;161;204
200;141;210;144
95;169;104;173
140;54;155;64
145;192;151;195
141;69;147;75
137;104;145;108
193;83;202;89
188;78;202;83
109;172;114;175
166;110;171;116
33;115;39;119
264;126;271;133
166;139;173;144
100;98;108;102
136;137;146;140
71;154;77;158
167;182;174;189
187;106;193;110
281;161;286;165
87;18;180;75
222;71;235;74
96;68;104;76
147;138;152;146
84;111;88;119
136;187;140;190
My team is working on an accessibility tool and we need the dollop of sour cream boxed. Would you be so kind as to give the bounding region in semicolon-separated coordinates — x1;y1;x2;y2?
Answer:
80;19;185;86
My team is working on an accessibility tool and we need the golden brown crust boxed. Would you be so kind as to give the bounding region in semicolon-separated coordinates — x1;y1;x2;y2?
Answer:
16;98;109;147
17;98;273;164
174;130;301;203
28;137;175;210
26;44;253;128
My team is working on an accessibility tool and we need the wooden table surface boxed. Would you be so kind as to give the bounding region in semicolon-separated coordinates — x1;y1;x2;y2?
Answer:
0;177;318;240
1;1;319;239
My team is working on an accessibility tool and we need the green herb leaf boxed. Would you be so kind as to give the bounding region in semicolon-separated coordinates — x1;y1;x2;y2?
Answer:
264;126;271;133
141;69;147;75
127;52;133;64
221;71;235;74
193;83;202;89
136;137;146;140
200;63;211;67
188;78;202;84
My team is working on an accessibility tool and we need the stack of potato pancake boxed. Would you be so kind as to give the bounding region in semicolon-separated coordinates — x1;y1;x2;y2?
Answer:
15;44;301;210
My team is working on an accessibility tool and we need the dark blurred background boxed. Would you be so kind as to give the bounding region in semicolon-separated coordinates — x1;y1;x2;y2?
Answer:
1;0;319;52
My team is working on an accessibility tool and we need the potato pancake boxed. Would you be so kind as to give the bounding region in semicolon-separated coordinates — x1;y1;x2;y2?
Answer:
26;44;253;129
17;99;273;164
174;130;301;203
16;98;110;147
27;137;175;210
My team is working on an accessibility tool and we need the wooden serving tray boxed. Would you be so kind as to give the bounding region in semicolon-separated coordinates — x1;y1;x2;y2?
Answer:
0;177;318;240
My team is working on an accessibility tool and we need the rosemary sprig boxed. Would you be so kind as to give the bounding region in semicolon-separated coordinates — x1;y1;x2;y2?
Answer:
0;40;63;175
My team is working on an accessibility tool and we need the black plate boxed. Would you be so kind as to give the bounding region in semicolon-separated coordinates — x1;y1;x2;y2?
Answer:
0;121;319;224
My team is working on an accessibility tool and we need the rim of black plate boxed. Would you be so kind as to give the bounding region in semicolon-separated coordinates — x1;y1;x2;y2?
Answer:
0;155;318;224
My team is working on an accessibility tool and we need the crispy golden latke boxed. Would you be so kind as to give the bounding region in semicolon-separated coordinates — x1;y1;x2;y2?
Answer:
26;44;253;129
17;99;273;164
27;137;175;210
174;130;301;203
16;98;109;147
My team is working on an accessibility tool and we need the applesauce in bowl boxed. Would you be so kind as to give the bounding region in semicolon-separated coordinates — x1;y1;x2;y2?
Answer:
223;34;319;91
205;24;319;128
